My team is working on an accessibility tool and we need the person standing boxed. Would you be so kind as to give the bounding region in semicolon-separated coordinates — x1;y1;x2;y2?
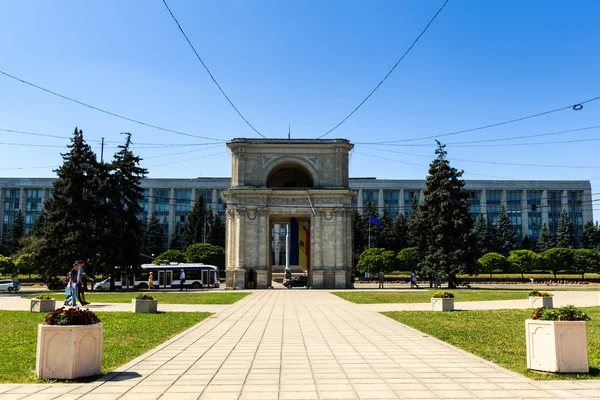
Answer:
411;272;419;289
68;262;80;307
378;271;385;289
179;269;186;291
148;272;154;289
77;260;93;305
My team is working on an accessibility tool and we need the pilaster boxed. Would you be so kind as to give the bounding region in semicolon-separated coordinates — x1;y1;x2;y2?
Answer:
561;190;568;212
148;188;155;222
212;189;218;215
357;189;363;211
399;189;405;216
480;189;487;217
19;187;26;212
168;188;176;240
335;209;344;268
311;270;324;289
583;188;593;223
521;189;529;240
541;190;549;225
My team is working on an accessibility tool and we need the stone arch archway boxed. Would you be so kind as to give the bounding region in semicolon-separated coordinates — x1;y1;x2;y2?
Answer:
264;158;318;188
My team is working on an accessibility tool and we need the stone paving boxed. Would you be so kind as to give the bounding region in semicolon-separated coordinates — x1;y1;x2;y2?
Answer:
2;290;600;399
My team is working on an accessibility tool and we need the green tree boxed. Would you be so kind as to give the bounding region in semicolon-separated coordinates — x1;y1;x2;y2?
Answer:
209;213;226;249
352;209;368;259
152;249;187;264
494;205;516;256
15;253;37;278
396;247;419;272
583;220;599;249
38;127;104;280
417;142;476;288
555;208;575;248
183;194;208;246
30;210;47;237
573;248;600;279
386;214;409;252
170;222;184;250
406;196;422;247
540;248;575;280
185;243;225;275
507;249;538;279
356;248;397;274
521;235;532;250
8;210;26;255
536;223;554;252
363;202;383;248
0;255;16;275
477;252;509;278
474;213;489;257
144;213;163;256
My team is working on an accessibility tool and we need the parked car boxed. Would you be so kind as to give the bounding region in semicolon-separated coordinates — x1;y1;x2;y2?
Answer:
0;279;19;292
47;277;68;291
94;278;121;291
283;275;308;289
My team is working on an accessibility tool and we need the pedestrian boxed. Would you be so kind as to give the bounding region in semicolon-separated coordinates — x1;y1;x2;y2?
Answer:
11;272;20;292
179;269;186;291
148;272;154;290
411;272;419;289
68;262;80;307
378;270;385;289
77;260;93;305
64;273;72;306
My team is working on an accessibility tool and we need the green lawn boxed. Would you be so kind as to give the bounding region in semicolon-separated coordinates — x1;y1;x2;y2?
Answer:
383;308;600;380
333;290;529;304
25;292;251;304
0;310;212;383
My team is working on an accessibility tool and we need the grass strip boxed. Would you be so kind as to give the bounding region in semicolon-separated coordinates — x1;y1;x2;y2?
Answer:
25;292;251;304
0;310;211;383
333;290;528;304
382;308;600;380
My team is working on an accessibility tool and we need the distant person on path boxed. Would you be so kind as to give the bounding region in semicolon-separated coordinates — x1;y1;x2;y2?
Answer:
378;271;385;289
180;269;186;291
68;262;80;307
411;272;419;289
64;273;72;305
11;272;20;291
149;272;154;289
77;260;93;305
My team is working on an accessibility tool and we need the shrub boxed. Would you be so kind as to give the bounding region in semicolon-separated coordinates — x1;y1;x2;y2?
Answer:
396;247;419;272
0;255;16;275
528;289;553;297
44;307;100;326
540;248;575;279
185;243;225;274
15;253;37;278
135;294;154;300
477;252;509;278
532;305;590;321
152;249;186;265
573;248;600;279
356;248;397;274
507;250;538;279
35;295;53;300
432;291;454;298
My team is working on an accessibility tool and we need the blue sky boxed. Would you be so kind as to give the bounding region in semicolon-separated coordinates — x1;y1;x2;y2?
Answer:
1;1;599;192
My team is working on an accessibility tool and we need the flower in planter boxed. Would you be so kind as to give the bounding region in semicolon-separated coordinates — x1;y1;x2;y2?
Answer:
44;307;100;326
135;294;155;300
529;289;553;297
532;305;590;321
432;291;454;298
35;295;53;300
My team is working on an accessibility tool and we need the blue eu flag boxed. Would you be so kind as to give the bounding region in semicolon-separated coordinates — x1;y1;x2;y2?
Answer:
369;216;381;226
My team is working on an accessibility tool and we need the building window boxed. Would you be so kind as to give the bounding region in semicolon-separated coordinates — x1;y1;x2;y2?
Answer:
383;191;399;218
199;190;213;208
486;190;501;226
175;189;191;227
568;191;584;246
404;190;419;216
547;191;562;235
25;189;43;234
3;189;21;238
467;191;481;221
153;189;170;250
527;191;542;241
506;191;522;242
137;189;149;224
362;190;378;212
217;191;226;218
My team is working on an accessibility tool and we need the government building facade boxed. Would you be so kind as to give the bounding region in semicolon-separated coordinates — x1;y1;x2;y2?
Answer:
0;138;593;288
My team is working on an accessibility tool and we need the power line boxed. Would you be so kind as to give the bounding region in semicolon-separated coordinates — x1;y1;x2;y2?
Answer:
142;144;224;160
358;145;600;169
161;0;267;139
0;69;226;142
364;96;600;144
317;0;449;139
147;151;229;168
356;125;600;147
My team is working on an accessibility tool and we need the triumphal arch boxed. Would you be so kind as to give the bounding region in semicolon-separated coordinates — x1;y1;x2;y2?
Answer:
223;138;355;289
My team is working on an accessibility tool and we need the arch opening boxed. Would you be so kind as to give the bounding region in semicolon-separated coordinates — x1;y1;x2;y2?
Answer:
266;162;314;188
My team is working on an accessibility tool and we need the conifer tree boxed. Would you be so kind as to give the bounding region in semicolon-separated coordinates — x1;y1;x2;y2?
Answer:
39;128;103;279
209;214;226;249
144;213;163;256
521;234;532;250
363;202;382;248
30;210;47;237
536;223;554;252
418;142;476;288
495;205;516;256
352;209;368;259
555;208;575;248
582;220;599;249
474;212;489;256
386;214;409;252
406;196;422;247
183;194;208;246
8;210;26;255
170;222;183;250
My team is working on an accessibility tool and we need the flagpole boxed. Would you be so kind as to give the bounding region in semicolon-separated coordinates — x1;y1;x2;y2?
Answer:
368;218;371;249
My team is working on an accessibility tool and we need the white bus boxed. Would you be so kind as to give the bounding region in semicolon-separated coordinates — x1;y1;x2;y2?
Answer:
118;263;220;290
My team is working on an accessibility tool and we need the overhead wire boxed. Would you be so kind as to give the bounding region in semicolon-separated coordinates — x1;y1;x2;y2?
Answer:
0;69;226;142
362;96;600;144
317;0;449;139
161;0;267;139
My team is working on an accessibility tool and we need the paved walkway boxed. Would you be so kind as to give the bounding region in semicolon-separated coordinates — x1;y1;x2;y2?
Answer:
2;290;600;399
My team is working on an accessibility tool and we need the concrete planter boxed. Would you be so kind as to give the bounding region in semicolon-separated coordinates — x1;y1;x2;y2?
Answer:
132;299;158;313
525;319;588;373
431;297;454;312
529;296;553;309
30;299;56;313
36;323;103;380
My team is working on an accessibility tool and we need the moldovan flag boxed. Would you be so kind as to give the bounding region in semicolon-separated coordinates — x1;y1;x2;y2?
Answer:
298;223;310;270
